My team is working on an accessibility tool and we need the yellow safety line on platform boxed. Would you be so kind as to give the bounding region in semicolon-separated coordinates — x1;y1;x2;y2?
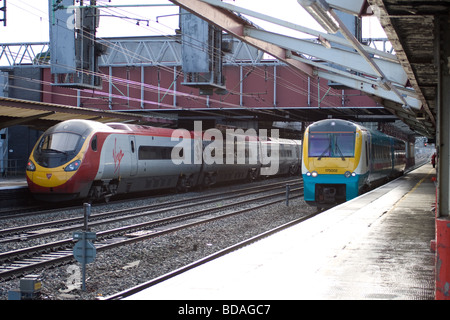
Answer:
389;168;435;213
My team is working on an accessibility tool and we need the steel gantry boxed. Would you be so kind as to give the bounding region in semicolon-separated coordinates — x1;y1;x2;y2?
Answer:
168;0;435;137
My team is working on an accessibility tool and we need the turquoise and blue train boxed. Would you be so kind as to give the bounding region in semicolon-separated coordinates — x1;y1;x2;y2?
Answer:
302;119;411;208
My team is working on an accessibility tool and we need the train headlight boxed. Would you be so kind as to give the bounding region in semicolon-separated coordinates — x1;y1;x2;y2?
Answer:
306;171;318;177
26;160;36;172
344;171;356;178
65;160;81;172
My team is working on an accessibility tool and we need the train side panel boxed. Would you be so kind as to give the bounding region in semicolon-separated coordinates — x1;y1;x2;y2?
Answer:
92;132;202;195
260;138;301;176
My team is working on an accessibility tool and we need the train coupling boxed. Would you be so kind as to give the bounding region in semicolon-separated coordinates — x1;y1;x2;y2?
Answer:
321;187;336;203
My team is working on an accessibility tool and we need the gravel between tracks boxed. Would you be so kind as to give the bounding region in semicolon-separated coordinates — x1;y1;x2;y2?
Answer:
0;180;316;300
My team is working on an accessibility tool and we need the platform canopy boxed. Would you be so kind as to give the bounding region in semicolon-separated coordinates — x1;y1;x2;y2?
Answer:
0;96;174;130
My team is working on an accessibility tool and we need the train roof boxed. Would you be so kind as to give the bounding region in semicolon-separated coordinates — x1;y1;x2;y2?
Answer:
308;119;358;133
306;119;405;143
106;122;181;137
47;119;302;142
46;119;115;135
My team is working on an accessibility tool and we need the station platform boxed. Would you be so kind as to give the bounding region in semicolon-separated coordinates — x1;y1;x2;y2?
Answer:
0;176;27;190
124;163;437;300
0;177;31;208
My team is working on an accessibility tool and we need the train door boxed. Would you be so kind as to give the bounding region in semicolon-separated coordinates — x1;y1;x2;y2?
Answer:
129;136;137;176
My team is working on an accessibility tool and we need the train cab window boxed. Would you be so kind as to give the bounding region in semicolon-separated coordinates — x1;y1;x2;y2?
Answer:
335;134;355;157
34;132;83;168
309;134;330;157
91;135;97;151
38;132;80;153
309;132;355;158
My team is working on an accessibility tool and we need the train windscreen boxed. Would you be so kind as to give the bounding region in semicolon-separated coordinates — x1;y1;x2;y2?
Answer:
308;132;355;159
33;132;82;168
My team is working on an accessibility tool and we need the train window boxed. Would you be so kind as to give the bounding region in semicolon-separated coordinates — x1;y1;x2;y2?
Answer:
335;133;355;157
279;150;292;157
38;132;80;153
131;140;135;153
309;132;355;158
138;146;172;160
309;134;330;157
91;135;97;151
34;132;83;168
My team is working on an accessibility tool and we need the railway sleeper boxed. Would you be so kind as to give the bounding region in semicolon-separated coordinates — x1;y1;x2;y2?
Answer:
20;258;48;263
10;263;30;268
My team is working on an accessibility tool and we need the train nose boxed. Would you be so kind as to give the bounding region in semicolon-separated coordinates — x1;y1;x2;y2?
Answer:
31;170;69;188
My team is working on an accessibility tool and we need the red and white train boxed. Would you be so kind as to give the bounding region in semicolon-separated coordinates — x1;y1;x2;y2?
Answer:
26;119;301;202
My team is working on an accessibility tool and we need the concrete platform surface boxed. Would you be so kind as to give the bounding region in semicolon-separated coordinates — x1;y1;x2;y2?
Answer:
126;164;436;300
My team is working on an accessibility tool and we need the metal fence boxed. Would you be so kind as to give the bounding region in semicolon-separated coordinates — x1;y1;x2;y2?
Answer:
0;159;22;177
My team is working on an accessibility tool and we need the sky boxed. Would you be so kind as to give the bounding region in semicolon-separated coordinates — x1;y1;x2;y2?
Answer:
0;0;387;43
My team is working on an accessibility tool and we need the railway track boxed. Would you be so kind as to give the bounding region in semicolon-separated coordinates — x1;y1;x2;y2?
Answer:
0;179;303;281
0;179;300;242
